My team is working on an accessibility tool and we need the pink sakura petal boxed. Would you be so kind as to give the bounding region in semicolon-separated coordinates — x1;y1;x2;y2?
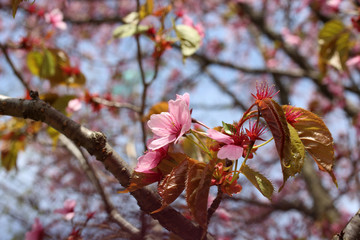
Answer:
25;218;44;240
346;56;360;66
217;145;243;160
175;92;190;107
67;99;82;113
148;112;177;137
148;135;177;150
135;150;164;172
207;129;234;144
55;22;67;30
281;28;301;46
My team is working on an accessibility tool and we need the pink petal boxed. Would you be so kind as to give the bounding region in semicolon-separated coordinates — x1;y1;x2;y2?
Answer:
207;129;234;144
148;112;176;136
175;92;190;107
135;151;163;172
148;134;176;150
217;145;243;160
346;56;360;66
55;21;67;30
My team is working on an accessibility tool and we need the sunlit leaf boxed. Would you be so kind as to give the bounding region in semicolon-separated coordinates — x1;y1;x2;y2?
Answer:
27;51;43;76
40;49;56;78
175;24;201;58
279;123;305;191
1;137;25;171
257;99;290;161
157;152;188;176
186;158;215;229
122;12;139;24
47;127;60;149
283;106;337;186
113;24;149;39
139;0;154;20
152;158;189;214
318;19;350;74
240;164;274;199
222;121;236;135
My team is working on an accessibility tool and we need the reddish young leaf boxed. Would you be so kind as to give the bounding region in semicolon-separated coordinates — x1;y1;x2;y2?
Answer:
152;158;189;214
257;99;290;161
119;171;161;193
279;123;305;191
240;163;274;199
186;158;216;229
282;106;337;186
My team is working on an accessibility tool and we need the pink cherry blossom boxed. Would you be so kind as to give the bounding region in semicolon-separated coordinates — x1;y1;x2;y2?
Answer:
182;15;205;40
281;28;301;46
54;199;76;221
44;8;67;30
25;218;44;240
147;93;191;150
135;145;168;172
66;98;82;113
207;129;244;160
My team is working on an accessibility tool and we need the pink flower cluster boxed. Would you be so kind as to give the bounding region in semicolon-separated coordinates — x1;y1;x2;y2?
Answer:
135;93;192;172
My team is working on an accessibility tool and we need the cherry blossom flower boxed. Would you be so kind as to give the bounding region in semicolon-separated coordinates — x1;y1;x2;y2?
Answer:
25;218;44;240
245;121;266;142
44;8;67;30
281;28;301;46
207;128;244;160
147;93;191;150
66;99;82;113
182;15;205;40
54;199;76;221
135;145;168;172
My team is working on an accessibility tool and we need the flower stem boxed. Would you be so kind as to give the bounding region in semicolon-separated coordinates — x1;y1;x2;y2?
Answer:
186;131;213;159
253;137;274;149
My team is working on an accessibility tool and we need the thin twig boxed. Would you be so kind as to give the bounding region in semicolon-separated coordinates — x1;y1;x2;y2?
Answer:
0;43;31;92
59;135;141;238
92;97;141;112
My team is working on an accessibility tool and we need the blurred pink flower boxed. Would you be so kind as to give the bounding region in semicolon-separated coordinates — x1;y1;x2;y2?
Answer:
25;218;44;240
135;145;168;172
54;199;76;221
281;28;301;46
346;56;360;68
182;15;205;39
45;8;67;30
66;98;82;113
207;129;244;160
147;93;191;150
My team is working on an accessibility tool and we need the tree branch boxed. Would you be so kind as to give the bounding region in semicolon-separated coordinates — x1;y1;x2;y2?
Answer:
0;95;214;240
59;135;141;238
333;209;360;240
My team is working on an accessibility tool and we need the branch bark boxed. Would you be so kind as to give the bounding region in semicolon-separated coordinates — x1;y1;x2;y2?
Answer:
0;95;214;240
333;209;360;240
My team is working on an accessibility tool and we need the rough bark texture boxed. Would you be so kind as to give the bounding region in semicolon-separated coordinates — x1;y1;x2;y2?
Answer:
333;209;360;240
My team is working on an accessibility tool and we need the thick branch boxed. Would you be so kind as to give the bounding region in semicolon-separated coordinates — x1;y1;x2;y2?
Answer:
333;209;360;240
0;95;214;240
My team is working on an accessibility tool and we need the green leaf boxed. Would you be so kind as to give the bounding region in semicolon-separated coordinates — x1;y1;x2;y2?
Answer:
152;158;189;214
279;123;305;191
112;24;149;39
222;121;236;135
318;19;350;74
174;24;201;58
186;158;215;229
1;139;25;171
40;49;56;78
283;106;337;186
257;99;290;161
27;51;43;76
240;164;274;199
